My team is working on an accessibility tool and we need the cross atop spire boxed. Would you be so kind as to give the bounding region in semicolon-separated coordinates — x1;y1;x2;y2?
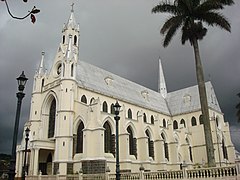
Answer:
63;4;79;31
71;3;74;12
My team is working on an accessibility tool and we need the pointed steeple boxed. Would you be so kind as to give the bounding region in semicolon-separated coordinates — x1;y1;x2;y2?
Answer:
158;58;167;98
63;3;79;31
37;52;46;76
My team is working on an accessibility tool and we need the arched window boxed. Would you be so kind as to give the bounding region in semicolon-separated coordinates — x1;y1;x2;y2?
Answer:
81;95;87;104
62;35;65;44
199;115;204;125
143;113;147;123
145;130;154;159
127;126;137;157
41;79;44;92
102;101;108;113
216;116;219;127
163;119;166;128
48;98;56;138
173;120;178;130
222;139;228;160
90;97;95;105
128;109;132;119
71;64;74;77
74;35;77;46
103;122;115;155
186;138;193;162
180;119;186;128
151;115;154;124
111;103;115;114
76;122;84;153
161;133;169;161
191;116;197;126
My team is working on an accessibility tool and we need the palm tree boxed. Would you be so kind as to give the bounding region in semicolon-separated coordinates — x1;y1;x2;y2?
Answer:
152;0;234;167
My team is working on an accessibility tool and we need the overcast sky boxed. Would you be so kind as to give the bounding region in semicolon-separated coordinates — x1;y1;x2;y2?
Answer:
0;0;240;154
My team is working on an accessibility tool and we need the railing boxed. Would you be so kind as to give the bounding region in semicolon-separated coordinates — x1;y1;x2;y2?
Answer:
144;171;183;179
186;166;237;178
25;165;239;180
109;172;140;180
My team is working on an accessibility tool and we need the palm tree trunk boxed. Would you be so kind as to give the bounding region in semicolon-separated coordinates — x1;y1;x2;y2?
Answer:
192;38;216;167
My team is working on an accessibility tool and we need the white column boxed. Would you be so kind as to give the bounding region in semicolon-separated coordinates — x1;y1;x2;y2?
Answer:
19;151;23;177
33;148;39;175
29;149;35;175
16;151;20;177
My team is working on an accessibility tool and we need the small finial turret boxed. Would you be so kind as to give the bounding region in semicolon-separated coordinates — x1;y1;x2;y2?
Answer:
37;51;46;76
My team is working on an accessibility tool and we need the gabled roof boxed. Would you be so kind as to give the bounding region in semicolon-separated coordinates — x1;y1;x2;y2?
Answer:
76;61;170;115
166;82;222;115
76;61;222;116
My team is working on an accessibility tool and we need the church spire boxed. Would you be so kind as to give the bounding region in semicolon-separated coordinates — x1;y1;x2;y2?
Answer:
63;3;79;31
37;52;46;76
158;58;167;98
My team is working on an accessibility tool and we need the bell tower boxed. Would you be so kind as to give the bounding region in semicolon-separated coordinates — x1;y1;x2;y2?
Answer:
50;5;80;80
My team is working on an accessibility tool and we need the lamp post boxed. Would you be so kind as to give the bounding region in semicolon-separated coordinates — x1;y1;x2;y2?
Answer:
114;101;121;180
22;127;30;180
8;71;28;180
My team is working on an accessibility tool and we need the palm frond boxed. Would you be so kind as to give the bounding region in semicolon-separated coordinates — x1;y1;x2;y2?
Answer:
196;0;224;12
152;3;178;15
163;20;182;47
198;11;231;32
215;0;234;6
160;16;183;34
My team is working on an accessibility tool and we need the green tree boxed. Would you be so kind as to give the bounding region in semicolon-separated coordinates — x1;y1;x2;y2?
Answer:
152;0;234;167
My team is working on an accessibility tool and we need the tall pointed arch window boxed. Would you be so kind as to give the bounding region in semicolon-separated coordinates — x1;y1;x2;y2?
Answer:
128;109;132;119
63;35;65;44
173;120;178;130
48;98;56;138
81;95;87;104
191;116;197;126
145;130;154;159
186;138;193;162
180;119;186;128
90;97;95;105
143;113;147;123
103;121;115;155
199;115;204;125
102;101;108;113
110;103;115;114
74;35;77;46
71;64;74;77
127;126;137;158
151;115;154;124
161;133;169;161
163;119;166;128
222;139;228;160
76;122;84;153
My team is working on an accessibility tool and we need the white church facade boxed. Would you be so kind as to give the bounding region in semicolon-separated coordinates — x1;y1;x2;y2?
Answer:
15;10;236;177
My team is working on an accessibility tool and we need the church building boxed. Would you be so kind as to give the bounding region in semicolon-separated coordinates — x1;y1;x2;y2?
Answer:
15;9;236;177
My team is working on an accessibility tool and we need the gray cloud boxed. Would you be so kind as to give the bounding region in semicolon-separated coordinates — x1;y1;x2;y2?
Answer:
0;0;240;154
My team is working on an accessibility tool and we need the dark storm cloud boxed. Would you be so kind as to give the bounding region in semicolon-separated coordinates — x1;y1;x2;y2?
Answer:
0;0;240;154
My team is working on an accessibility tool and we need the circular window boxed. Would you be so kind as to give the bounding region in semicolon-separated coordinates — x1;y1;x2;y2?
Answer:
57;63;62;75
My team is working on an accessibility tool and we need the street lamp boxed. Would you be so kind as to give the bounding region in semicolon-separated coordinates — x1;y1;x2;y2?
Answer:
22;127;30;180
114;101;121;180
8;71;28;180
